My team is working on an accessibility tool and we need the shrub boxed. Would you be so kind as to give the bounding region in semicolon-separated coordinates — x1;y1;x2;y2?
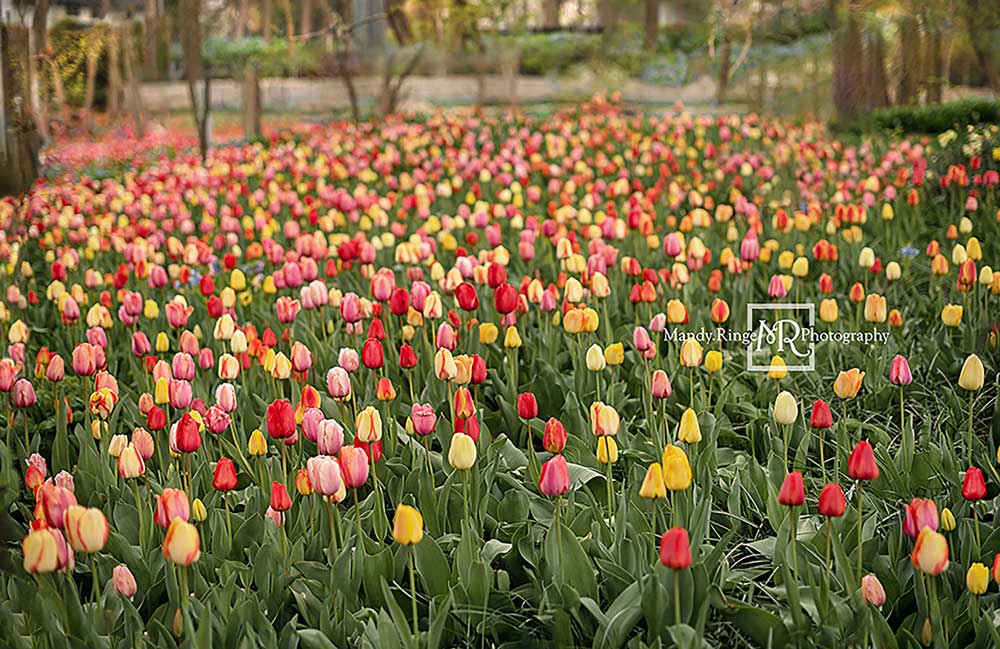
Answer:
842;98;1000;134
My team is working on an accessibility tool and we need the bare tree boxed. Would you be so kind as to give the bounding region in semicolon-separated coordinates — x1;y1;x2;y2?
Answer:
543;0;561;29
30;0;50;140
262;0;273;41
82;27;105;130
122;23;145;138
235;0;249;39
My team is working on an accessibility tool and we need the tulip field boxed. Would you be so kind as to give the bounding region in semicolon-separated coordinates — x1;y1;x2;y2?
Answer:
3;98;1000;648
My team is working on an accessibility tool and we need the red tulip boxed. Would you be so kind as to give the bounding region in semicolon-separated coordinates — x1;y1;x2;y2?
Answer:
659;527;692;569
175;412;202;453
266;399;296;439
817;483;846;517
517;392;538;419
486;263;507;288
339;446;370;488
470;354;487;384
361;338;384;370
963;466;987;501
147;405;166;431
778;471;805;506
809;400;833;428
389;288;410;316
494;283;518;315
213;458;238;491
847;441;879;481
270;482;292;511
456;282;480;311
399;343;418;369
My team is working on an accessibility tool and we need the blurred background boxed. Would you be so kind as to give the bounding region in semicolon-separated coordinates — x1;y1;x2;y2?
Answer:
0;0;998;191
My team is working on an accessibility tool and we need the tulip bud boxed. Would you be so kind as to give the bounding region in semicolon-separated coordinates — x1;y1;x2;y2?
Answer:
817;483;846;517
967;562;989;595
586;344;606;372
962;466;987;501
940;507;955;532
162;518;201;565
113;564;137;598
191;498;207;522
63;505;109;553
538;455;570;497
677;408;701;444
773;391;798;425
958;354;985;391
542;418;567;453
596;436;618;464
778;471;805;506
658;527;691;570
248;429;268;456
861;574;886;607
448;433;477;470
639;463;666;499
911;527;949;575
392;504;424;545
270;482;292;511
847;441;879;481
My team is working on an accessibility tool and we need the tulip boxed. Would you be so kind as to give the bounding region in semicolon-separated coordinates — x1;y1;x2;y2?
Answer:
23;527;67;574
590;401;620;437
113;564;137;598
861;574;886;607
959;354;985;464
118;443;145;479
596;436;618;464
941;304;963;327
448;432;477;471
940;507;956;532
191;498;207;522
848;441;879;481
586;344;606;372
355;406;383;443
639;463;666;499
162;518;200;566
677;408;701;444
543;418;567;453
154;488;190;529
964;562;988;598
863;294;886;323
270;482;292;512
651;370;672;399
993;554;1000;585
410;404;437;437
517;392;538;420
833;369;864;399
661;445;692;491
817;483;846;517
768;356;787;381
603;343;624;366
213;458;238;491
248;429;268;456
659;526;691;624
39;483;77;529
903;498;939;539
778;471;805;507
911;527;949;575
339;446;369;489
266;399;296;440
63;505;109;553
704;350;722;373
392;504;424;545
539;455;570;497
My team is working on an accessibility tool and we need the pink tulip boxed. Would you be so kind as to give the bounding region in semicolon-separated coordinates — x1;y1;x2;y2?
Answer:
890;354;912;386
410;403;437;436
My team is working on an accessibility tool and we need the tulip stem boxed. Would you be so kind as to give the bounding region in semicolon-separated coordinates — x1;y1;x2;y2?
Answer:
856;481;864;586
353;488;364;548
818;425;826;483
89;553;100;606
224;493;232;540
178;566;190;636
131;479;145;555
327;499;339;564
973;503;981;549
673;569;681;626
788;506;797;584
461;469;471;534
824;519;832;598
408;547;419;639
899;386;905;439
967;390;974;467
605;460;614;518
423;437;432;476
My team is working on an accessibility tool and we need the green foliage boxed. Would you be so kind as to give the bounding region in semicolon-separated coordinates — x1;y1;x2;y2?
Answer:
841;99;1000;135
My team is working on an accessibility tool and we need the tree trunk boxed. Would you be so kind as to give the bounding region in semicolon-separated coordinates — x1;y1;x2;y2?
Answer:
243;63;261;139
82;34;101;130
926;27;943;103
716;31;732;104
962;0;1000;96
235;0;249;39
386;0;412;45
861;25;890;110
180;0;209;161
262;0;273;41
897;15;919;104
300;0;313;37
143;0;158;79
832;1;865;120
30;0;50;140
122;24;145;138
543;0;561;29
107;28;121;117
643;0;659;51
282;0;295;43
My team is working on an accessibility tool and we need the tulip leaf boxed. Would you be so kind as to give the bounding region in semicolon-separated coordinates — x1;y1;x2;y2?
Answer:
378;579;412;647
413;536;450;597
712;596;790;648
298;628;338;649
592;581;642;649
544;522;598;599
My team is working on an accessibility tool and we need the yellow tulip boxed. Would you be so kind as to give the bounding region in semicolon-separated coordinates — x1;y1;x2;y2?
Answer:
639;463;666;499
596;436;619;464
392;504;424;545
678;408;701;444
603;343;624;366
479;323;499;345
968;563;989;595
833;369;864;399
704;350;722;373
504;326;522;349
768;356;787;380
958;354;985;391
661;444;692;491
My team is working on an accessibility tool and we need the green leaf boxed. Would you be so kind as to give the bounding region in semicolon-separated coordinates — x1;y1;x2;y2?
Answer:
544;522;598;599
592;581;642;649
414;536;450;597
298;629;338;649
